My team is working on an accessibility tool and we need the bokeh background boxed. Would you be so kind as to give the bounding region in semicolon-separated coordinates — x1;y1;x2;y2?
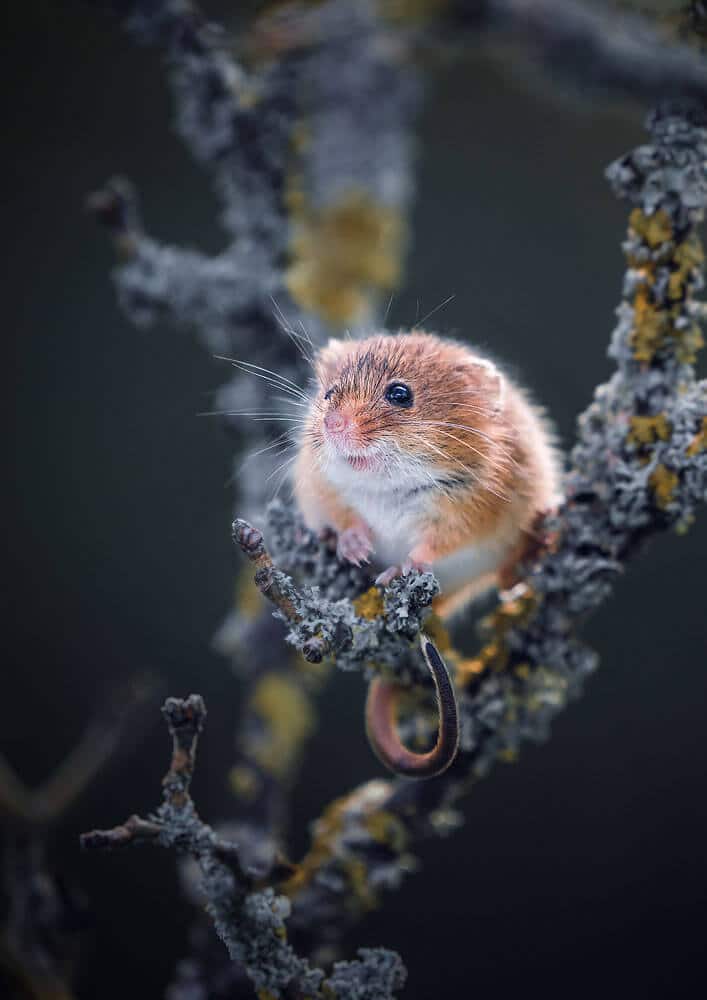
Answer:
3;2;707;997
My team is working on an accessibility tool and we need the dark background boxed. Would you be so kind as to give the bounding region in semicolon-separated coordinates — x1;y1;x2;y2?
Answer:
3;2;707;998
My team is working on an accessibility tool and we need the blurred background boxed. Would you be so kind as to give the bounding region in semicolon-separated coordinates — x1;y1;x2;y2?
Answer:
3;1;707;997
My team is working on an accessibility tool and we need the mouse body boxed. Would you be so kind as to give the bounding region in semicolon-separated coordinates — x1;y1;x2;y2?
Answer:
293;330;561;614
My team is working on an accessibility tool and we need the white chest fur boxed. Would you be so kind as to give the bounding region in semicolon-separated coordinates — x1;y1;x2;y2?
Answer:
325;457;432;563
322;456;509;588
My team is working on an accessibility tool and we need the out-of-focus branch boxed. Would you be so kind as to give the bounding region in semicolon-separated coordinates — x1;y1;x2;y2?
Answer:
0;674;158;1000
479;0;707;102
0;674;157;828
1;836;82;1000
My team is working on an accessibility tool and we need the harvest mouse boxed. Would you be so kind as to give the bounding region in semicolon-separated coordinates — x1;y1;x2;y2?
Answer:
288;329;561;779
294;330;561;611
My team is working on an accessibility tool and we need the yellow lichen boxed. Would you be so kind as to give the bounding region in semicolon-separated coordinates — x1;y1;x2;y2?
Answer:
629;208;673;248
454;655;487;687
627;413;672;447
648;464;679;508
673;232;705;271
286;190;404;325
454;585;539;690
668;234;705;300
626;228;705;364
353;586;386;620
422;611;453;652
249;672;315;779
675;322;705;365
364;809;408;854
283;782;394;910
630;287;670;361
686;416;707;456
282;795;347;898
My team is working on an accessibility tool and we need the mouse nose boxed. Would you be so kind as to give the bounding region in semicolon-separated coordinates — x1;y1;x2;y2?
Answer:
324;410;351;435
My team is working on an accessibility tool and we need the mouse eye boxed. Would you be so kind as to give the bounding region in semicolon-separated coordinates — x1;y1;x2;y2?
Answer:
324;386;337;401
384;382;413;408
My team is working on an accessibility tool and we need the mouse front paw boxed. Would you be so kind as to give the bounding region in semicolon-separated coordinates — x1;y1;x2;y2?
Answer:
375;557;433;587
336;523;374;567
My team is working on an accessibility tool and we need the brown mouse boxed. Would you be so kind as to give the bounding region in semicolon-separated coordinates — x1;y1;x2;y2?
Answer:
292;329;561;778
294;331;560;599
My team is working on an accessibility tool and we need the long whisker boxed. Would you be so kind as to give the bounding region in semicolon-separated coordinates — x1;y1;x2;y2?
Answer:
240;432;297;469
414;293;456;329
415;435;510;501
222;365;307;401
383;293;394;325
197;410;307;423
273;395;309;409
416;436;477;481
419;426;487;463
215;356;309;400
266;453;298;498
421;419;499;447
420;420;515;459
270;297;315;366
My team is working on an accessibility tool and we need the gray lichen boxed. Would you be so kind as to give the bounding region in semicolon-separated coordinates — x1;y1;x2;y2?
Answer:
81;695;405;1000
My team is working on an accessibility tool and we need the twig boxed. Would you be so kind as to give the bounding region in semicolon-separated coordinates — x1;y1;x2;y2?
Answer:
81;696;406;998
232;520;303;628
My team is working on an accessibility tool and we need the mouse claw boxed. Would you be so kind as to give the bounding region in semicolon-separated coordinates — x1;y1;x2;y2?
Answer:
375;558;433;587
402;557;433;577
336;525;373;567
375;565;401;587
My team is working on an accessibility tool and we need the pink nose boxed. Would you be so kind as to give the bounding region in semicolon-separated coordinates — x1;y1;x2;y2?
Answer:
324;410;351;435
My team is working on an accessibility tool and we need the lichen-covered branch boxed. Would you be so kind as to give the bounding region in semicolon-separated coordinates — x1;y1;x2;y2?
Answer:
81;696;405;999
83;0;707;994
0;674;157;828
232;515;439;676
224;103;706;952
478;0;707;103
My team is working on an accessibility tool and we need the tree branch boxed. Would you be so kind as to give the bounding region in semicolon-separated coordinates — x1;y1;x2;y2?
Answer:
81;696;406;998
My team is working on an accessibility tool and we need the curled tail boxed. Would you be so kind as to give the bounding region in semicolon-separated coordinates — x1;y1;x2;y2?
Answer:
365;634;459;779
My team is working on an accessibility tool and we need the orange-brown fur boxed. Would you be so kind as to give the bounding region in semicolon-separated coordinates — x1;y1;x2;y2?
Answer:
294;330;561;614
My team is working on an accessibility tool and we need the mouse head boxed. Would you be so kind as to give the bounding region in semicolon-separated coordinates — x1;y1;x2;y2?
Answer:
307;331;504;479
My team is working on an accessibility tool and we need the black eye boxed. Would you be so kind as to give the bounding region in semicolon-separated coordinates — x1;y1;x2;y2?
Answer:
385;382;413;408
324;387;336;401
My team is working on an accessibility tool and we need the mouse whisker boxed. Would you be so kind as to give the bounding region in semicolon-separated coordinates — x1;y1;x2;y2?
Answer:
420;421;517;464
199;410;308;424
217;356;309;401
270;296;316;367
415;437;478;482
265;451;298;487
272;395;309;409
417;425;488;463
241;430;298;461
412;292;457;330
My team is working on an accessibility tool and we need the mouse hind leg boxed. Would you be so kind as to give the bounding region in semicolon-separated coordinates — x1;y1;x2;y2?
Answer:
433;572;497;620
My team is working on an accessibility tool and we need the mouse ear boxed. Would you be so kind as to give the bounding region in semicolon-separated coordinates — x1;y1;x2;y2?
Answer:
465;357;505;415
316;338;350;385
